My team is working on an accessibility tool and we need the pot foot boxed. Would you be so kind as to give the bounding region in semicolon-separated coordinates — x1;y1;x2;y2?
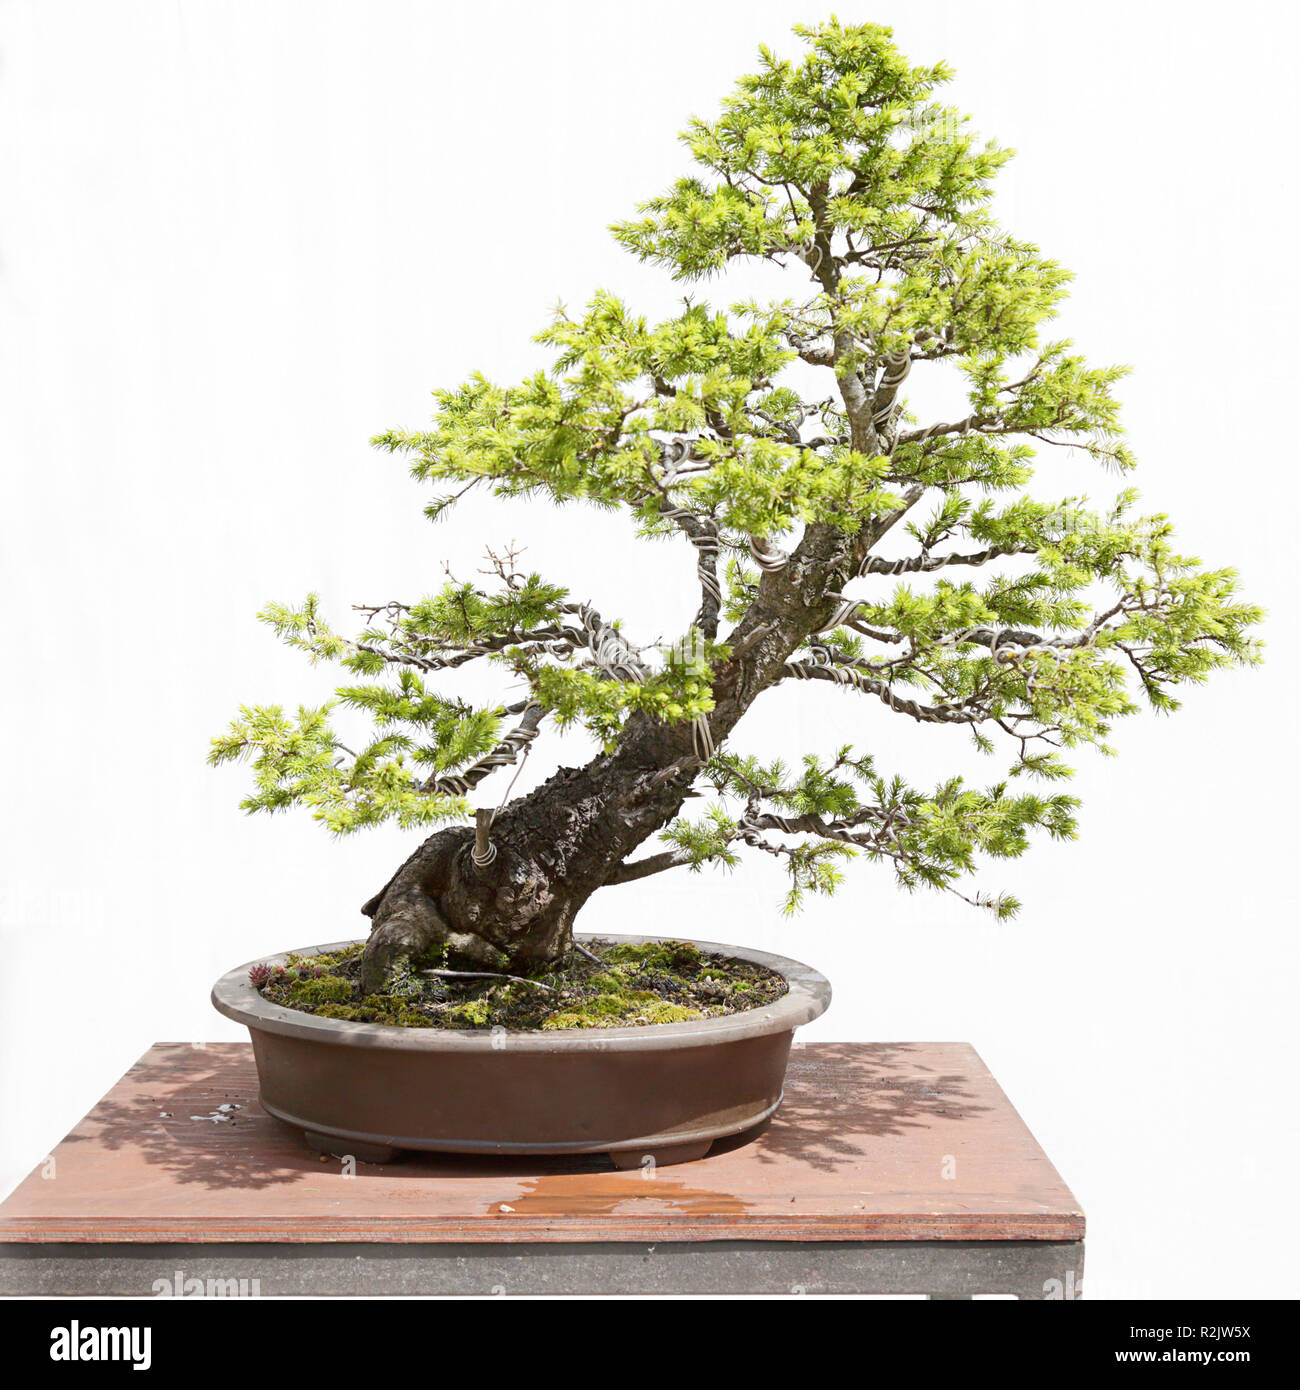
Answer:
608;1139;712;1170
303;1130;401;1165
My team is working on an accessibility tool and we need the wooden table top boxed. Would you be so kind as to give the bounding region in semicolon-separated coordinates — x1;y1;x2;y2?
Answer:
0;1041;1083;1244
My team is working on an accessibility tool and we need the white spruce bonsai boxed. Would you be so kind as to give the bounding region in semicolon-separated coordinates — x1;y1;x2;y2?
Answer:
212;20;1260;996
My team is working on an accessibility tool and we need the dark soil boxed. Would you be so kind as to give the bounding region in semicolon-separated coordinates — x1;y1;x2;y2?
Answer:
251;937;788;1031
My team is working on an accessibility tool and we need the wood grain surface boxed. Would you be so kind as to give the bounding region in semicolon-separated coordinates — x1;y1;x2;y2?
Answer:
0;1041;1084;1244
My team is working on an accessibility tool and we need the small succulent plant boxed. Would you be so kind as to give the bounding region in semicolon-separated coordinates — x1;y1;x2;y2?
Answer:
251;960;325;988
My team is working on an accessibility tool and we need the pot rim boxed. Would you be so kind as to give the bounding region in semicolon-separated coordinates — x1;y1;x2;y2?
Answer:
211;932;831;1054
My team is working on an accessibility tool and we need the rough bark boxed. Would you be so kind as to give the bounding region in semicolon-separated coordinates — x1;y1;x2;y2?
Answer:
358;521;858;991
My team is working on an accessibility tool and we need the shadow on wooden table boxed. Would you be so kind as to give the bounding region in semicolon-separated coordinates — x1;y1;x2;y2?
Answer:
727;1041;990;1173
59;1044;309;1191
55;1041;989;1191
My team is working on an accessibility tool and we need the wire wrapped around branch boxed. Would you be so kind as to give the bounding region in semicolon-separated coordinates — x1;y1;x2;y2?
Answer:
858;544;1030;577
749;534;790;573
816;596;862;633
692;713;715;762
869;347;912;450
569;603;648;681
422;702;545;796
781;659;992;726
658;504;722;638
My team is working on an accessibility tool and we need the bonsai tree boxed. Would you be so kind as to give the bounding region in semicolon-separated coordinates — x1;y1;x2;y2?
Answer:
212;20;1260;997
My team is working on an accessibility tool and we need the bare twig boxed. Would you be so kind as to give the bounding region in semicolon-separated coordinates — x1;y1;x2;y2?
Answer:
419;969;559;994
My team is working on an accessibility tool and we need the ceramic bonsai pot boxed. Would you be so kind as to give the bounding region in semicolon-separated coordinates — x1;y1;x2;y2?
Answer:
211;932;830;1167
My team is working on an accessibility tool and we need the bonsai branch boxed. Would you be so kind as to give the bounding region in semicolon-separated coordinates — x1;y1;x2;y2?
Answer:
607;848;696;884
859;544;1034;575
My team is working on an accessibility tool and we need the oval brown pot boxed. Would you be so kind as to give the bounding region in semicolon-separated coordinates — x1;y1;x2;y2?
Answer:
211;933;830;1167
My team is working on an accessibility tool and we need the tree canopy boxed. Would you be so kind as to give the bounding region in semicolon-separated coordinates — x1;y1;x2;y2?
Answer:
212;19;1261;923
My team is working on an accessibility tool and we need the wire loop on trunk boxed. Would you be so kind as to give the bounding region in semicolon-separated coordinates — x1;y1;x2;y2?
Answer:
749;535;790;572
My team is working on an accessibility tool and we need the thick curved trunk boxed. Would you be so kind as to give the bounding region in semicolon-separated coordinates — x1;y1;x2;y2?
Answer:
358;734;700;990
360;522;856;992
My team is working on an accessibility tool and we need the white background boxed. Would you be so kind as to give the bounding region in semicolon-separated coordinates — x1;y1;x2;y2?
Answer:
3;0;1297;1299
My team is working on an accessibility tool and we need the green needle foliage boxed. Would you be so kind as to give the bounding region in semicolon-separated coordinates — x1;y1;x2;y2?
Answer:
212;19;1261;922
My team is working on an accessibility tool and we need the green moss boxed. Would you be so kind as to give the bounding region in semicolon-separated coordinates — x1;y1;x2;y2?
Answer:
602;940;701;973
314;1001;364;1021
287;975;352;1006
587;974;678;1005
539;992;702;1030
360;993;404;1012
293;944;363;972
637;1001;698;1025
584;995;635;1018
539;1010;599;1030
443;997;493;1028
587;972;634;995
315;1000;431;1027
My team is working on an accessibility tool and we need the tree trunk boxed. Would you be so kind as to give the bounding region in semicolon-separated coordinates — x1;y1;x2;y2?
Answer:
359;523;855;992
